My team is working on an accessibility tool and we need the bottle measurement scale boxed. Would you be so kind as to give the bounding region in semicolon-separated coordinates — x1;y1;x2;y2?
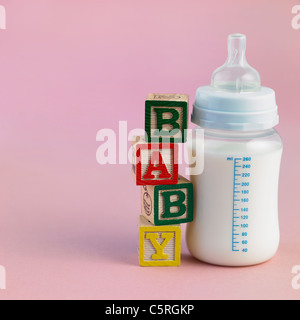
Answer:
227;156;252;253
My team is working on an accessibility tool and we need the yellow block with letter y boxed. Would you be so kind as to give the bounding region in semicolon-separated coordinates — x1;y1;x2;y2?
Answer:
139;215;181;267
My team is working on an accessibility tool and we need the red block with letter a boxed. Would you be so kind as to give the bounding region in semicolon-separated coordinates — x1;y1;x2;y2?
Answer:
132;136;178;186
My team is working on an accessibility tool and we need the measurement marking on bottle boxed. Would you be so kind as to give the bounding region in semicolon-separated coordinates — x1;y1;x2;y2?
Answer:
228;157;251;253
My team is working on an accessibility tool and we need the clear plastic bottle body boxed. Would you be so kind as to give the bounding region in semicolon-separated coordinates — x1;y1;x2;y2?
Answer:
186;127;283;266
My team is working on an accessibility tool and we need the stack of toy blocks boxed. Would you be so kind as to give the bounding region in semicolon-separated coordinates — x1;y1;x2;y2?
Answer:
132;93;193;266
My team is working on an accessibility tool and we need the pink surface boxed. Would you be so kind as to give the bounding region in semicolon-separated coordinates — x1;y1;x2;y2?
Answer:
0;0;299;300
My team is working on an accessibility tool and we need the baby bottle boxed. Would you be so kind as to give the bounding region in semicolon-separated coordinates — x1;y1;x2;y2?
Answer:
186;34;283;266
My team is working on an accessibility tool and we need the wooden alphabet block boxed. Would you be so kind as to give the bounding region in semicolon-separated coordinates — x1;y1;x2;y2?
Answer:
132;136;178;186
138;215;181;267
141;175;193;226
145;93;189;143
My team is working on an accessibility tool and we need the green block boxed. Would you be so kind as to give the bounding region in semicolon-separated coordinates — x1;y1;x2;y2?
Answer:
141;175;194;226
145;93;189;143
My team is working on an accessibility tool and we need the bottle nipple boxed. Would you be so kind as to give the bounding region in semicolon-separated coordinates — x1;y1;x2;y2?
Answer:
211;34;261;92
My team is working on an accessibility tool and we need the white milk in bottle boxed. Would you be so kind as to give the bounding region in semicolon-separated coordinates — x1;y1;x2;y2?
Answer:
186;34;283;266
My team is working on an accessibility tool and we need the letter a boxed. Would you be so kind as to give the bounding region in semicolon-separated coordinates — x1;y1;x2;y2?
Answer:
143;150;171;180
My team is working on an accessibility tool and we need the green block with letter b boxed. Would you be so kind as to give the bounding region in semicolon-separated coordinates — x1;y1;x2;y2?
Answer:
145;93;189;143
141;175;194;226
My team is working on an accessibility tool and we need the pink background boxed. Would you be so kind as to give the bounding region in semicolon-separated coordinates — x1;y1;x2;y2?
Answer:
0;0;299;300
